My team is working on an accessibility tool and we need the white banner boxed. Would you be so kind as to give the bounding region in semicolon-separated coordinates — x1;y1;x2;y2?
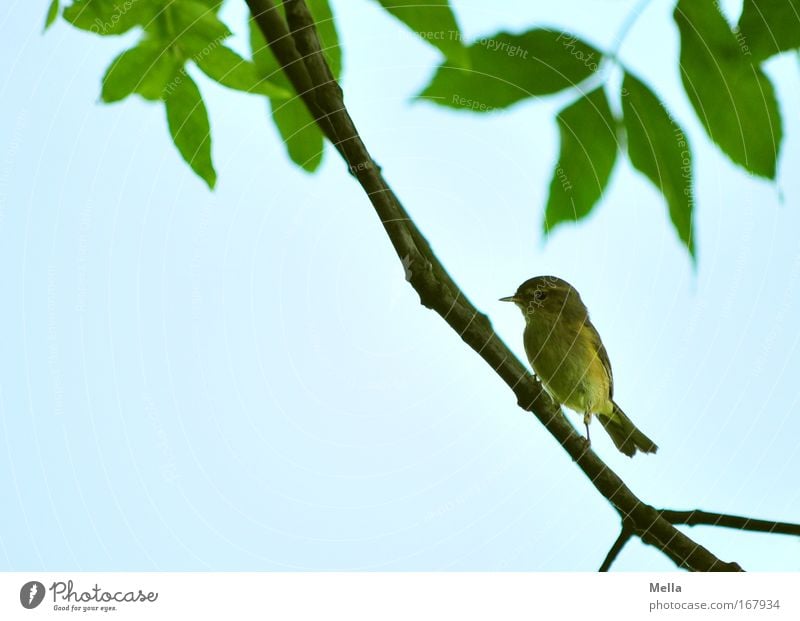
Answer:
0;572;796;620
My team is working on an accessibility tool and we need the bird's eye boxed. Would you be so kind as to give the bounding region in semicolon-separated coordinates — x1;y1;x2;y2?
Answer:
533;290;547;302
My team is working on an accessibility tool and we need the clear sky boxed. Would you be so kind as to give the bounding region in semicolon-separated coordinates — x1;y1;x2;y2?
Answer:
1;0;798;571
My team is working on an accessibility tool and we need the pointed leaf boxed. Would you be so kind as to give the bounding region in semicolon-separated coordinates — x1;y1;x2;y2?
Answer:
738;0;800;61
249;14;282;80
195;45;289;98
164;0;232;59
373;0;469;67
249;19;324;172
271;97;324;172
164;72;216;188
544;88;618;232
102;41;181;103
419;30;601;111
44;0;60;30
63;0;158;36
622;73;695;258
674;0;782;178
194;0;224;10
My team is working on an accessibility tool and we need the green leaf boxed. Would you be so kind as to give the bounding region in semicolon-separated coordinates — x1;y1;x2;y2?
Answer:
44;0;60;30
195;45;289;98
271;97;325;172
738;0;800;61
249;19;325;172
63;0;158;36
418;30;601;111
164;72;216;188
162;0;232;59
102;41;181;102
193;0;224;10
373;0;469;67
544;88;618;233
621;73;695;258
674;0;782;178
249;14;281;80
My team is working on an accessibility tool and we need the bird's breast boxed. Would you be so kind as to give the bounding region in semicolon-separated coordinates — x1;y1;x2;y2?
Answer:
523;320;611;414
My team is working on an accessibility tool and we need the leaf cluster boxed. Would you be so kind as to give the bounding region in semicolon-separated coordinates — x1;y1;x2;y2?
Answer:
45;0;797;259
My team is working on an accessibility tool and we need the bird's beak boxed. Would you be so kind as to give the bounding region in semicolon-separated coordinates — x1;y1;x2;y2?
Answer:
499;296;518;303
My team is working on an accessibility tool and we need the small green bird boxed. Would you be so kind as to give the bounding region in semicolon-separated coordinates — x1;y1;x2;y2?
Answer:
501;275;657;457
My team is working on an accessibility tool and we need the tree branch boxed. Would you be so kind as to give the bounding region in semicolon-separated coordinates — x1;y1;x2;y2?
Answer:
660;509;800;537
243;0;771;571
599;524;634;572
600;509;800;572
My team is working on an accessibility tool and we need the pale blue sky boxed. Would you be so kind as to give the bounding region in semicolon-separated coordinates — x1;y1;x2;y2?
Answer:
1;0;798;571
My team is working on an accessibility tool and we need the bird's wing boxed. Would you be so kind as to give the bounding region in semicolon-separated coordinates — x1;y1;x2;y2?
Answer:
584;317;614;399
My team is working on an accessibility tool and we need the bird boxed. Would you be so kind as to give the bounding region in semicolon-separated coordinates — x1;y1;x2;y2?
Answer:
500;275;657;457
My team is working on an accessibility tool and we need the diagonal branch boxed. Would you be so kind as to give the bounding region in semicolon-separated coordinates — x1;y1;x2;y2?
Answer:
244;0;758;571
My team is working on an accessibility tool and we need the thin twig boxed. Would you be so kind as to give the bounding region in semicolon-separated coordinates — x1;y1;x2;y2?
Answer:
599;525;635;572
244;0;754;572
660;509;800;537
609;0;654;61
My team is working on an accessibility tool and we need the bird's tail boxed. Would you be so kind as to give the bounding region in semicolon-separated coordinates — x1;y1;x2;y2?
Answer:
597;402;658;457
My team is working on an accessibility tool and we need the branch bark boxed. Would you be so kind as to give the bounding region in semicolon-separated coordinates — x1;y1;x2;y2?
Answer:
600;509;800;571
599;523;634;572
244;0;797;571
660;509;800;536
